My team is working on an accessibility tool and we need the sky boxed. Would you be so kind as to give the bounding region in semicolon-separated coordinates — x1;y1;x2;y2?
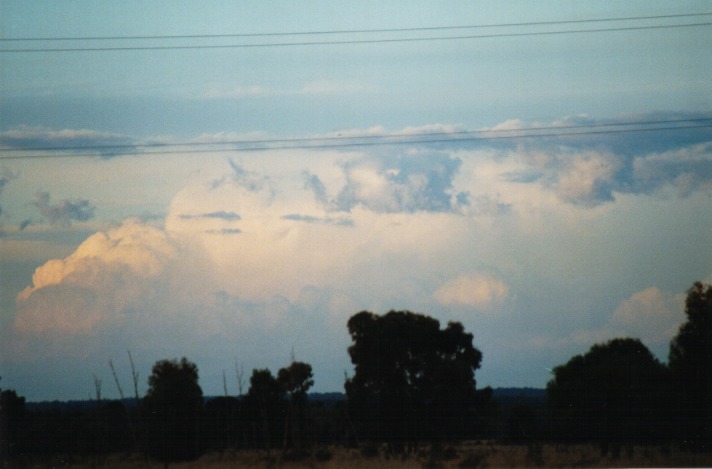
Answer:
1;1;711;401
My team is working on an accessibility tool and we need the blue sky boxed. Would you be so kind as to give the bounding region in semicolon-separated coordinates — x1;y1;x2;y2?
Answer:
1;1;711;401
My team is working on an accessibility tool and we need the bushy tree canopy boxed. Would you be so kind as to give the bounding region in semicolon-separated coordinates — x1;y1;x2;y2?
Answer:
668;281;712;449
345;310;485;446
547;338;670;443
277;361;314;400
144;357;203;462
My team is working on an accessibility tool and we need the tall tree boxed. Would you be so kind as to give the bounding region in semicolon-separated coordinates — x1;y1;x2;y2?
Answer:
144;357;203;463
668;281;712;449
547;338;670;445
278;361;314;450
344;310;484;449
245;369;285;450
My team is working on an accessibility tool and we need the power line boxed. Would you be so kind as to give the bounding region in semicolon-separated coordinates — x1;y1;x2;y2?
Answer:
3;12;710;42
2;122;710;160
2;117;710;154
2;22;710;53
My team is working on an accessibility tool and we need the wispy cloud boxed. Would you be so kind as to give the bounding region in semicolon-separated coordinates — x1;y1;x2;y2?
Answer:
281;213;353;226
33;191;95;227
0;126;135;157
0;167;19;220
489;112;712;206
205;228;242;234
179;211;241;220
302;172;329;207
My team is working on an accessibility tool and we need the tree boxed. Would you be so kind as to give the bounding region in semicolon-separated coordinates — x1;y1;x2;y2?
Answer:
547;338;670;445
668;281;712;449
245;369;285;449
202;396;240;452
144;357;203;463
0;387;26;463
277;361;314;450
344;310;485;449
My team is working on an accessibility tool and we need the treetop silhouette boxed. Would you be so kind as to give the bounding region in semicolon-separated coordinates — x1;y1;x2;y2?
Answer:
344;310;486;448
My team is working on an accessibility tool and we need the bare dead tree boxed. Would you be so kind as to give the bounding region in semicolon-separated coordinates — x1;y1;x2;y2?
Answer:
92;373;106;465
109;360;125;400
110;355;141;460
222;370;231;451
92;373;102;403
235;360;247;448
128;350;140;406
235;359;245;397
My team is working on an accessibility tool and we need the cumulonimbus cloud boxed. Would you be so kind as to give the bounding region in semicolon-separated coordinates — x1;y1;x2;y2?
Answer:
15;219;177;335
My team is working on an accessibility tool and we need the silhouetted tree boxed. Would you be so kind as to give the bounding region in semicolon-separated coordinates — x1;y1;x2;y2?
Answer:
144;357;203;463
202;396;240;452
344;310;485;450
245;369;285;450
0;387;26;463
278;361;314;450
547;338;670;445
669;281;712;450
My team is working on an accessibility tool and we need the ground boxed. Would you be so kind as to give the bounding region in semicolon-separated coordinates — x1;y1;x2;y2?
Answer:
29;442;712;468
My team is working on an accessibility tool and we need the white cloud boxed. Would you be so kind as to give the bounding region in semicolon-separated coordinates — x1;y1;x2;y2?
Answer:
554;151;620;206
480;119;527;132
0;126;134;158
0;126;128;144
334;151;468;213
610;286;684;345
5;116;712;396
525;285;687;363
398;123;466;135
189;130;270;144
434;273;509;312
632;143;712;197
15;219;177;334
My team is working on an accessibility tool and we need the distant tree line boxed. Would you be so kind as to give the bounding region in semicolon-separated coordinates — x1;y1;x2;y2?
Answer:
1;281;709;466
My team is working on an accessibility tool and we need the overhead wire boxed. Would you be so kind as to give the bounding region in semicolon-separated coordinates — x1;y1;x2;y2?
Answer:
3;12;710;42
1;13;710;157
1;119;711;160
1;13;711;52
2;117;710;153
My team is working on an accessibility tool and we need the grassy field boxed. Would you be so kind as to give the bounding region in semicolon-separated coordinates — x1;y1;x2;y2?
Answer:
47;442;712;468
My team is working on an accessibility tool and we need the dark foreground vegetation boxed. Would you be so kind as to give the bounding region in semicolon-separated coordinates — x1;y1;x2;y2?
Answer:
1;281;710;467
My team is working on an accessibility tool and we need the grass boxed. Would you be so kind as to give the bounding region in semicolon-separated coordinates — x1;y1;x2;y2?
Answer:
31;442;712;468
